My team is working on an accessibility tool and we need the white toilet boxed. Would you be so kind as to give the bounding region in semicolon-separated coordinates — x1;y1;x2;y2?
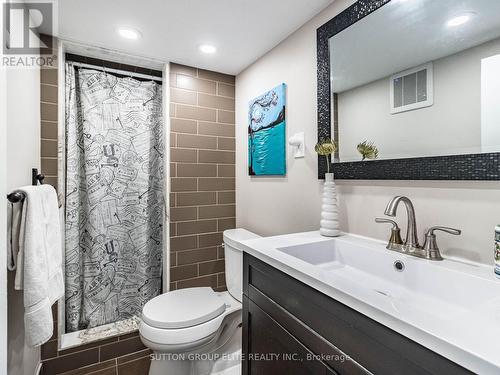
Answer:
140;228;260;375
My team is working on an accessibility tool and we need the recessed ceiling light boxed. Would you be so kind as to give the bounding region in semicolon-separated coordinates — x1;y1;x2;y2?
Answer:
446;13;474;27
199;44;217;54
117;27;141;40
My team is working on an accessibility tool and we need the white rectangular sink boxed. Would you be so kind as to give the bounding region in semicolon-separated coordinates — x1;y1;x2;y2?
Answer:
277;238;500;318
277;240;337;265
240;231;500;375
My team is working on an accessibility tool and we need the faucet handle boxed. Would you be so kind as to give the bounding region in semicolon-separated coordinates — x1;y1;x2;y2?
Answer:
423;226;462;260
426;226;462;236
375;217;398;228
375;218;403;250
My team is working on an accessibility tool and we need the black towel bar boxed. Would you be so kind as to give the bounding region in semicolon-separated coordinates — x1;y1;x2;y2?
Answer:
7;168;45;203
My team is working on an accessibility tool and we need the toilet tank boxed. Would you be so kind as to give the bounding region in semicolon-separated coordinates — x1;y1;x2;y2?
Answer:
223;229;260;302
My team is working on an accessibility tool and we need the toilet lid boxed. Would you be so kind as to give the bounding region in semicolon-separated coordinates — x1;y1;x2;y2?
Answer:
142;287;226;329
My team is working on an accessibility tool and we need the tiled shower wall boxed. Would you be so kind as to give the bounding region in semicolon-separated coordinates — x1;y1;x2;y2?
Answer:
169;63;236;291
40;35;58;189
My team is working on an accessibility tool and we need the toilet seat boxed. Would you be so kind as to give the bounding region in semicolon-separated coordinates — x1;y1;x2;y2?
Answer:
142;287;226;329
139;290;241;347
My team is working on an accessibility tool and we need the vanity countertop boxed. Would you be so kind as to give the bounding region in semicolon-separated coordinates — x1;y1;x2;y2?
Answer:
239;231;500;375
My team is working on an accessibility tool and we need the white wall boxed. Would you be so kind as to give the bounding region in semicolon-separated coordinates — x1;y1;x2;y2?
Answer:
236;0;500;265
0;3;8;374
235;6;324;237
338;38;500;161
5;61;41;375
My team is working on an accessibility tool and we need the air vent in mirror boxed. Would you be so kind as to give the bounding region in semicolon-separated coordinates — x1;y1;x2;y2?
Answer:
390;63;433;114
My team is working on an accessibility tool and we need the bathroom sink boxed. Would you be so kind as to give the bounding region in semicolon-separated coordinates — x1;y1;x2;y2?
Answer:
277;236;500;318
277;240;337;266
241;231;500;374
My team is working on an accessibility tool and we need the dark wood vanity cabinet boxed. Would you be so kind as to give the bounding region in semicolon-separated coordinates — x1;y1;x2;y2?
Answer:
242;254;473;375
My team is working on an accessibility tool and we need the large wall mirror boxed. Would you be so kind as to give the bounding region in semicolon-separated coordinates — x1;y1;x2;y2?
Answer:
317;0;500;179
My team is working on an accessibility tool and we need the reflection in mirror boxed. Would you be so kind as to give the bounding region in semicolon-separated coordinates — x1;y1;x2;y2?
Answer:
329;0;500;162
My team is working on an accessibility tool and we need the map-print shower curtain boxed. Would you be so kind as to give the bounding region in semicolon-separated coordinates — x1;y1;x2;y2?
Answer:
64;64;164;332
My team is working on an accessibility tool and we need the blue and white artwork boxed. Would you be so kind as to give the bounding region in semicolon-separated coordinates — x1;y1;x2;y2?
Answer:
248;83;286;176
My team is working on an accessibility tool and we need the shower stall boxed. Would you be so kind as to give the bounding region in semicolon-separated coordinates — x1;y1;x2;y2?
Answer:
58;51;169;347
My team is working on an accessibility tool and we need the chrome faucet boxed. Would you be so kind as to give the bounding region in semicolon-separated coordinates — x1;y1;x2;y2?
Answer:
376;196;462;261
384;196;420;251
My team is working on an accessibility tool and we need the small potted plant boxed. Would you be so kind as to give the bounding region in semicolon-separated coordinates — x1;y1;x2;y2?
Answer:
315;138;337;176
357;141;379;161
315;139;340;237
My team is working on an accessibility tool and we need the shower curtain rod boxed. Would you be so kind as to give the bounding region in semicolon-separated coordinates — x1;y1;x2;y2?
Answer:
69;61;163;83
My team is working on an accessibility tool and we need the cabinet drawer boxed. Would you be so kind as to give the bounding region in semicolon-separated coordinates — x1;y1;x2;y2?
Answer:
243;296;336;375
243;254;472;375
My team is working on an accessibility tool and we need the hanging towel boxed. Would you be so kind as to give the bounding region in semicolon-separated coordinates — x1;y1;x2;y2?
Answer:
9;184;64;347
7;202;22;271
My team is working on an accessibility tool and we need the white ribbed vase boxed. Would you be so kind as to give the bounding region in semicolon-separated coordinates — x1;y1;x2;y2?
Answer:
320;173;340;237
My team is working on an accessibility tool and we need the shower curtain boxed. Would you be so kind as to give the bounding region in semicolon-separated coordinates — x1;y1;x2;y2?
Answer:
64;64;164;332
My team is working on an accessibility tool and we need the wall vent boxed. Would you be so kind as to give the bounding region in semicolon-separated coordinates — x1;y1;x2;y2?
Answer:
390;62;433;114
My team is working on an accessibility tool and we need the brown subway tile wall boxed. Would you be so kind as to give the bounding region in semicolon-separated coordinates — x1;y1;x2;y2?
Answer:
177;219;218;236
40;36;58;192
170;62;235;292
172;74;217;94
217;83;235;98
218;137;236;151
217;109;235;124
171;178;198;192
39;40;63;372
41;121;58;139
177;163;217;177
217;191;235;204
40;333;151;375
171;148;198;162
177;133;218;149
198;150;235;164
176;191;217;206
197;93;235;111
38;56;234;374
198;178;235;191
171;118;197;134
198;121;234;137
197;69;235;84
175;104;217;122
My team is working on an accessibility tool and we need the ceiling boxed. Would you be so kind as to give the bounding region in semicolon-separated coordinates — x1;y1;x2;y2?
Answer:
54;0;334;74
330;0;500;92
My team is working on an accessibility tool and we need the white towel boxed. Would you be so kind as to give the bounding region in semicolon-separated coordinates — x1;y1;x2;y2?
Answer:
7;202;22;271
9;185;64;347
